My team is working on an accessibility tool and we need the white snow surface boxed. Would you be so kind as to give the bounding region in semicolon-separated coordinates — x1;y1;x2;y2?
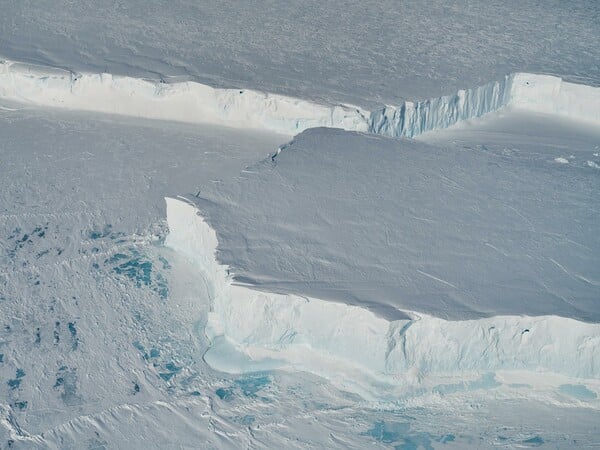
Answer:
5;101;599;449
2;1;600;446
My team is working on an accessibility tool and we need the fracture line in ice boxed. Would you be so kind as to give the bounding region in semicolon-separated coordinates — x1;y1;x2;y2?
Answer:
1;60;598;138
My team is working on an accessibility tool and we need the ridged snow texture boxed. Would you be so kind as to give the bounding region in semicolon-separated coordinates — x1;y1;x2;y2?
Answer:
165;198;600;383
1;60;599;138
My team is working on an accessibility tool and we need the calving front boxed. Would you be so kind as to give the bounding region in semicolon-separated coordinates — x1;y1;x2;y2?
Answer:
2;60;599;140
165;197;600;403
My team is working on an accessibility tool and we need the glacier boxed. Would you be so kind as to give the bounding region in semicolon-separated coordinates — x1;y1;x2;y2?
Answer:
2;102;598;446
1;56;599;447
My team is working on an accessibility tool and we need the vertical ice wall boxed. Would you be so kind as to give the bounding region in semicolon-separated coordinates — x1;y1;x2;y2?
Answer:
165;198;600;396
369;76;513;138
369;73;600;138
0;60;369;136
1;60;598;139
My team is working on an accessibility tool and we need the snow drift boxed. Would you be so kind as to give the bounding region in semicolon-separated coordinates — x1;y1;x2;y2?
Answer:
1;60;599;138
165;197;600;397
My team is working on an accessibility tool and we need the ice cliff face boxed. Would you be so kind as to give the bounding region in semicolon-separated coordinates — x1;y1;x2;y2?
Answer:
369;76;513;138
3;58;599;399
369;73;600;138
165;198;600;400
1;60;598;139
0;60;369;136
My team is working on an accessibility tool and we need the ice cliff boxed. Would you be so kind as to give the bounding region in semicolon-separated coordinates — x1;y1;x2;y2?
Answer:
165;198;600;399
369;73;600;137
1;60;598;138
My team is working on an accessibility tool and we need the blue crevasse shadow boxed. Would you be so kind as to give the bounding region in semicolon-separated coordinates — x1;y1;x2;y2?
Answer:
159;256;172;270
7;224;47;257
68;322;78;350
54;366;80;405
7;369;26;390
13;401;27;410
216;388;233;400
88;224;125;240
159;362;182;382
362;420;455;449
235;415;255;426
165;362;181;372
159;372;176;382
133;341;149;360
7;379;21;389
112;256;152;288
364;420;409;444
433;372;500;396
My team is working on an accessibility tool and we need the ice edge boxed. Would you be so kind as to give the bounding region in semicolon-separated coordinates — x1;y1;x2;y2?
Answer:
1;59;599;138
164;197;600;400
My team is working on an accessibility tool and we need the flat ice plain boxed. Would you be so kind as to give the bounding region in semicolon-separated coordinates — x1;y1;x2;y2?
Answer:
1;0;600;448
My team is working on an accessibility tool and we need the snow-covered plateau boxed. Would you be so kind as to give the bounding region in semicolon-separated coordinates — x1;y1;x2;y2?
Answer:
1;0;600;448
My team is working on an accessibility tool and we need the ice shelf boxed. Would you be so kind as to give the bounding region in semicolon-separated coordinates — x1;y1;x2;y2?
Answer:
165;197;600;398
2;60;598;138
